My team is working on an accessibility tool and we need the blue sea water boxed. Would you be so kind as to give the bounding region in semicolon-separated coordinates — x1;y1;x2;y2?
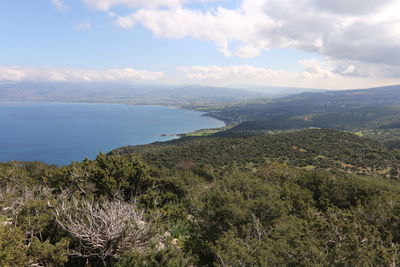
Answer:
0;102;224;165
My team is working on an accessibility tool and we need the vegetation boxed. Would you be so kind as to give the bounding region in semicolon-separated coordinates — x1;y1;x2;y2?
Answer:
355;128;400;149
114;129;400;178
198;85;400;150
204;85;400;124
3;85;400;265
0;127;400;266
178;126;233;137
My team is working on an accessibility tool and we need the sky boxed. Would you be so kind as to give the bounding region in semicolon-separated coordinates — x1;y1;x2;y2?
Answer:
1;0;400;89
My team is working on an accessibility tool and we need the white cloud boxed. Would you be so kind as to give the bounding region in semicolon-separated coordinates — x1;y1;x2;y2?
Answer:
309;0;393;15
181;65;278;80
51;0;69;11
87;0;400;88
114;6;275;58
181;61;400;89
75;22;92;31
102;0;400;67
83;0;187;10
83;0;225;10
0;67;165;82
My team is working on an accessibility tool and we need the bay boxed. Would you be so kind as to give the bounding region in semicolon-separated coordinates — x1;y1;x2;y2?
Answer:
0;102;224;165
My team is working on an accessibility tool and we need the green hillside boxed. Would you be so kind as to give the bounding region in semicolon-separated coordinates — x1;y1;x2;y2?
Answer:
205;85;400;124
2;133;400;265
113;129;400;178
199;86;400;147
4;82;400;266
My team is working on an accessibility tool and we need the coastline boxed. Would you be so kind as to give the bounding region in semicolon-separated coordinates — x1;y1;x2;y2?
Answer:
0;99;231;138
160;125;233;138
0;101;227;165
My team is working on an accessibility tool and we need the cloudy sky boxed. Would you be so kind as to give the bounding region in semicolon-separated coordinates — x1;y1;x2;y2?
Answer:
1;0;400;89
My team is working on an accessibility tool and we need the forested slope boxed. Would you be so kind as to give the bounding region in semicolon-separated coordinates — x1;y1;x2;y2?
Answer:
1;128;400;266
1;150;400;266
113;129;400;178
205;85;400;124
219;106;400;135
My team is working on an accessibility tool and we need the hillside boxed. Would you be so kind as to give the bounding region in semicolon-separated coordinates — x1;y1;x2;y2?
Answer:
113;129;400;178
3;84;400;265
201;85;400;146
220;106;400;135
1;129;400;266
205;85;400;124
232;85;327;97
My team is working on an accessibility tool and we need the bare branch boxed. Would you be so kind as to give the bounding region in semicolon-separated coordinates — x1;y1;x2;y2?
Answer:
55;198;158;261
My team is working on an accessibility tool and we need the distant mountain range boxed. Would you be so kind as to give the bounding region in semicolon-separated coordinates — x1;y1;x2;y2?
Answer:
233;85;328;97
201;84;400;139
285;84;400;106
0;82;260;107
0;82;325;107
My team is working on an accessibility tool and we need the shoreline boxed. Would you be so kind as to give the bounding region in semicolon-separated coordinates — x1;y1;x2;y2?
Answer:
0;99;231;136
160;125;233;138
0;99;229;122
0;101;228;165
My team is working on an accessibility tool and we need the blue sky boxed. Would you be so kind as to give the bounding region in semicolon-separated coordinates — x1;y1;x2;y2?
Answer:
1;0;400;89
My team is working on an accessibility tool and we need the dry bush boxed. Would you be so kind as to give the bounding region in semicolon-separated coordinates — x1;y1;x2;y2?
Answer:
0;186;52;225
55;198;159;263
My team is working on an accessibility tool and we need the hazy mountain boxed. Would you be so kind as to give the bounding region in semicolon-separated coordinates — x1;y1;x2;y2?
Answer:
232;85;328;97
0;82;269;107
285;84;400;105
205;84;400;124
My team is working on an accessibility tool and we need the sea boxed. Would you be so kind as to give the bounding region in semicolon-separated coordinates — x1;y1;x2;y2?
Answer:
0;102;224;165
